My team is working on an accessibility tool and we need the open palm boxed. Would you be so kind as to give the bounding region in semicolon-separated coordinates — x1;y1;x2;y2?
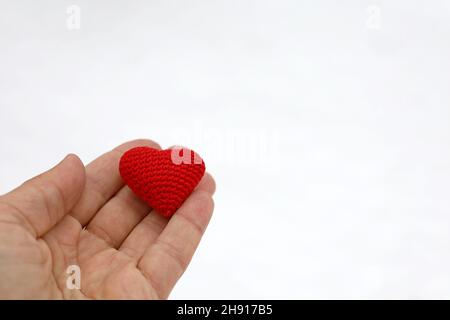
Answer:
0;139;215;299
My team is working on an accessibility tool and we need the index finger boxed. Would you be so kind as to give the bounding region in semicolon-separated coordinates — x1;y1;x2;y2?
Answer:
70;139;161;226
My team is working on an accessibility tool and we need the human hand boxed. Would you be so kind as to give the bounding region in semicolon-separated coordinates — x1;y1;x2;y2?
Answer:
0;139;215;299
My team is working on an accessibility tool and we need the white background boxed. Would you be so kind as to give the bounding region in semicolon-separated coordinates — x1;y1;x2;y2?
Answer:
1;0;450;299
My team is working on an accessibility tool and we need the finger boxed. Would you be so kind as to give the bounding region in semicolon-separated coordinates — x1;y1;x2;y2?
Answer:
86;186;150;248
196;172;216;196
119;211;169;261
0;154;85;238
137;189;214;298
119;172;215;261
70;139;161;226
87;165;215;248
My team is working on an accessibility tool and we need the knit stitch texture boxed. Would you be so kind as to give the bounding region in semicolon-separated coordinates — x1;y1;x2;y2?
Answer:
119;147;206;218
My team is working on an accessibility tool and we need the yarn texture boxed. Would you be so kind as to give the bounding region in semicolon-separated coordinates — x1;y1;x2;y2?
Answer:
119;147;206;218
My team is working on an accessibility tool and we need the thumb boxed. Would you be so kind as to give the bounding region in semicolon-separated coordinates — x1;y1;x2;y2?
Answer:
0;154;86;237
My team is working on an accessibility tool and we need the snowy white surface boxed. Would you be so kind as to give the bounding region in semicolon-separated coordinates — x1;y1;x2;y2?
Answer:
1;0;450;299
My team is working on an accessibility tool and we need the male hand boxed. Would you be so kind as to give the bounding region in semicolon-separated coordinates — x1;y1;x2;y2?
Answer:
0;139;215;299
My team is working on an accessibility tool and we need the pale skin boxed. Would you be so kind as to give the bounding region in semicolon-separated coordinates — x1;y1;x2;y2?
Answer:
0;139;215;299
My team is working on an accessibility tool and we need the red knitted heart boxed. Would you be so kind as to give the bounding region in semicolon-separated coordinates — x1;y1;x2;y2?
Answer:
119;147;206;218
